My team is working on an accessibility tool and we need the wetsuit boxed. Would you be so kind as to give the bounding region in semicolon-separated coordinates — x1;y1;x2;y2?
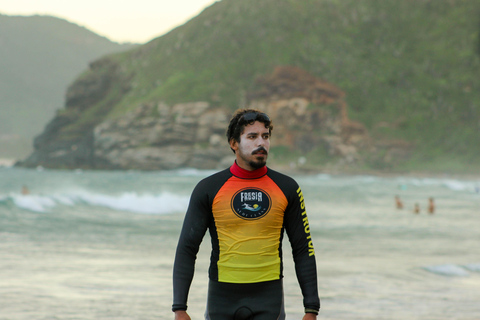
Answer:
172;162;320;318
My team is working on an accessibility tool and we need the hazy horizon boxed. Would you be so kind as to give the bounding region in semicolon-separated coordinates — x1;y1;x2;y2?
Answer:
0;0;218;43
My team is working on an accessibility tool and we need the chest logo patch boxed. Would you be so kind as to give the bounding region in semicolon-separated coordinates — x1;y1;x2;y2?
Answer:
231;188;271;220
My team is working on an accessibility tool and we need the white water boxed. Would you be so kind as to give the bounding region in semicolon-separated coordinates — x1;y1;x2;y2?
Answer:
3;191;189;214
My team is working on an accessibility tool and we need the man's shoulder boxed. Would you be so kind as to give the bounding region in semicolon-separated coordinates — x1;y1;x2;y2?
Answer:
267;167;296;181
196;167;232;187
190;168;233;201
266;167;299;190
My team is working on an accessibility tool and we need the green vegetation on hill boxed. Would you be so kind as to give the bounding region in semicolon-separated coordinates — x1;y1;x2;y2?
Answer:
0;14;135;158
34;0;480;173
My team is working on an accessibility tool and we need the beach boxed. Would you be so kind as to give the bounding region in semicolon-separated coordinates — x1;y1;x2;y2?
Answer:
1;167;479;319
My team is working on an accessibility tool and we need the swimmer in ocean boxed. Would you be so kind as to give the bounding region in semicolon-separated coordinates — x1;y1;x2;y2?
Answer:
395;195;403;209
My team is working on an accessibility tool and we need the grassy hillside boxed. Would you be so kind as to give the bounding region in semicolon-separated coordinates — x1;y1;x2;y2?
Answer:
40;0;480;173
0;14;135;158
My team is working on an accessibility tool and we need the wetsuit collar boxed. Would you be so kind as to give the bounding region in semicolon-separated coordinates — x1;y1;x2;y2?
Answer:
230;161;268;179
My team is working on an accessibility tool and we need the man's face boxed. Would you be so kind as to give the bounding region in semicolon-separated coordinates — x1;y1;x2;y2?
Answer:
230;121;270;171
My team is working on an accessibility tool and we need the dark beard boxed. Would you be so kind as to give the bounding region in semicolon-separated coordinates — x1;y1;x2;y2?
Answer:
237;146;268;170
248;158;266;169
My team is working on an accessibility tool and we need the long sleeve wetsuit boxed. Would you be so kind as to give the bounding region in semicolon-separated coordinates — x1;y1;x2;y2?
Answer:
172;162;320;315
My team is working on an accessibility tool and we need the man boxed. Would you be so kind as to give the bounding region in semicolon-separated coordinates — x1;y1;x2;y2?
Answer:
395;195;403;209
172;109;320;319
427;197;435;214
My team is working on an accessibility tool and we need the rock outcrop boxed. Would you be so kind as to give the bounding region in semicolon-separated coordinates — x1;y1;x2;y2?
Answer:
18;65;403;171
93;102;233;170
17;58;133;169
248;66;370;164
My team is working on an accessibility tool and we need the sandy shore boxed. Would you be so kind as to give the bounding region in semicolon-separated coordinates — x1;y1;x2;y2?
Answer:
0;212;185;320
0;208;307;320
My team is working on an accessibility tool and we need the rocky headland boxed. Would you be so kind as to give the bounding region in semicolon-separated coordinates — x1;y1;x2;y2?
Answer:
17;65;409;171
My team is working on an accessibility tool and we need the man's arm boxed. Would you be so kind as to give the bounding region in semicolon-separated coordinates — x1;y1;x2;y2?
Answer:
174;310;191;320
172;181;211;312
303;313;318;320
284;184;320;314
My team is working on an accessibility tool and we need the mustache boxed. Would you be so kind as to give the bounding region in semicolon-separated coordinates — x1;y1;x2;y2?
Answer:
252;147;268;155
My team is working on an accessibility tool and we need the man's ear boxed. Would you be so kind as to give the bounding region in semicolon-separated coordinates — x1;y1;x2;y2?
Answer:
229;139;238;152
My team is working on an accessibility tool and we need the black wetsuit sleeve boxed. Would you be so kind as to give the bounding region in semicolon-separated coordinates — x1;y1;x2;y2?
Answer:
283;181;320;313
172;180;212;312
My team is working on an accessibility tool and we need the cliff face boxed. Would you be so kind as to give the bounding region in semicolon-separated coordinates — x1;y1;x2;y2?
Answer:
18;58;133;169
18;65;395;170
248;66;371;164
93;102;232;170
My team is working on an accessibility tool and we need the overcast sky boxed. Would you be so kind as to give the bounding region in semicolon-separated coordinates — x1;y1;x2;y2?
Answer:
0;0;219;43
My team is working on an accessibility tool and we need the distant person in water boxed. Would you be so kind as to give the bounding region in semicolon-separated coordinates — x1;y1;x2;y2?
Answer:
428;197;435;214
395;195;403;209
21;185;30;195
413;203;420;214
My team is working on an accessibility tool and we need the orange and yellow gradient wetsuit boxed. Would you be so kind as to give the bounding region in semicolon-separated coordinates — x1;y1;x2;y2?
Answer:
173;162;320;318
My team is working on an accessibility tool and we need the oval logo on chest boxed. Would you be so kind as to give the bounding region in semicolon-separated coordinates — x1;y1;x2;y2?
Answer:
231;188;271;220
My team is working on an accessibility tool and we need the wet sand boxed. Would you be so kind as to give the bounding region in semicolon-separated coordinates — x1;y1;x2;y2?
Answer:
0;211;184;320
0;210;305;320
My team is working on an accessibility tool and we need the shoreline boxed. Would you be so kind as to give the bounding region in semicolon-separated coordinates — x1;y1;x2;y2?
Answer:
272;164;480;181
5;161;480;181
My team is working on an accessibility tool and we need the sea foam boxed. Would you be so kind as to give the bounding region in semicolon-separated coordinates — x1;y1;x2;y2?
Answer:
11;194;56;212
2;190;189;215
75;191;188;214
423;264;470;277
463;263;480;272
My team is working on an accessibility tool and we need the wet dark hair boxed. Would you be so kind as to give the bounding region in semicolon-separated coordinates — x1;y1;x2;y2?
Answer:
226;109;273;153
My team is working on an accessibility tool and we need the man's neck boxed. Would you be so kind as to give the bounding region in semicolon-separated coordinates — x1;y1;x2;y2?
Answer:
230;161;267;179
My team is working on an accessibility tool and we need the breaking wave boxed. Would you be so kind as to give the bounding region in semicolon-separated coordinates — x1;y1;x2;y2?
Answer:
0;190;189;215
422;263;480;277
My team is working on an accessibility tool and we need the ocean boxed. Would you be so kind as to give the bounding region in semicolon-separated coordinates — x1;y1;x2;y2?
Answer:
0;166;479;320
